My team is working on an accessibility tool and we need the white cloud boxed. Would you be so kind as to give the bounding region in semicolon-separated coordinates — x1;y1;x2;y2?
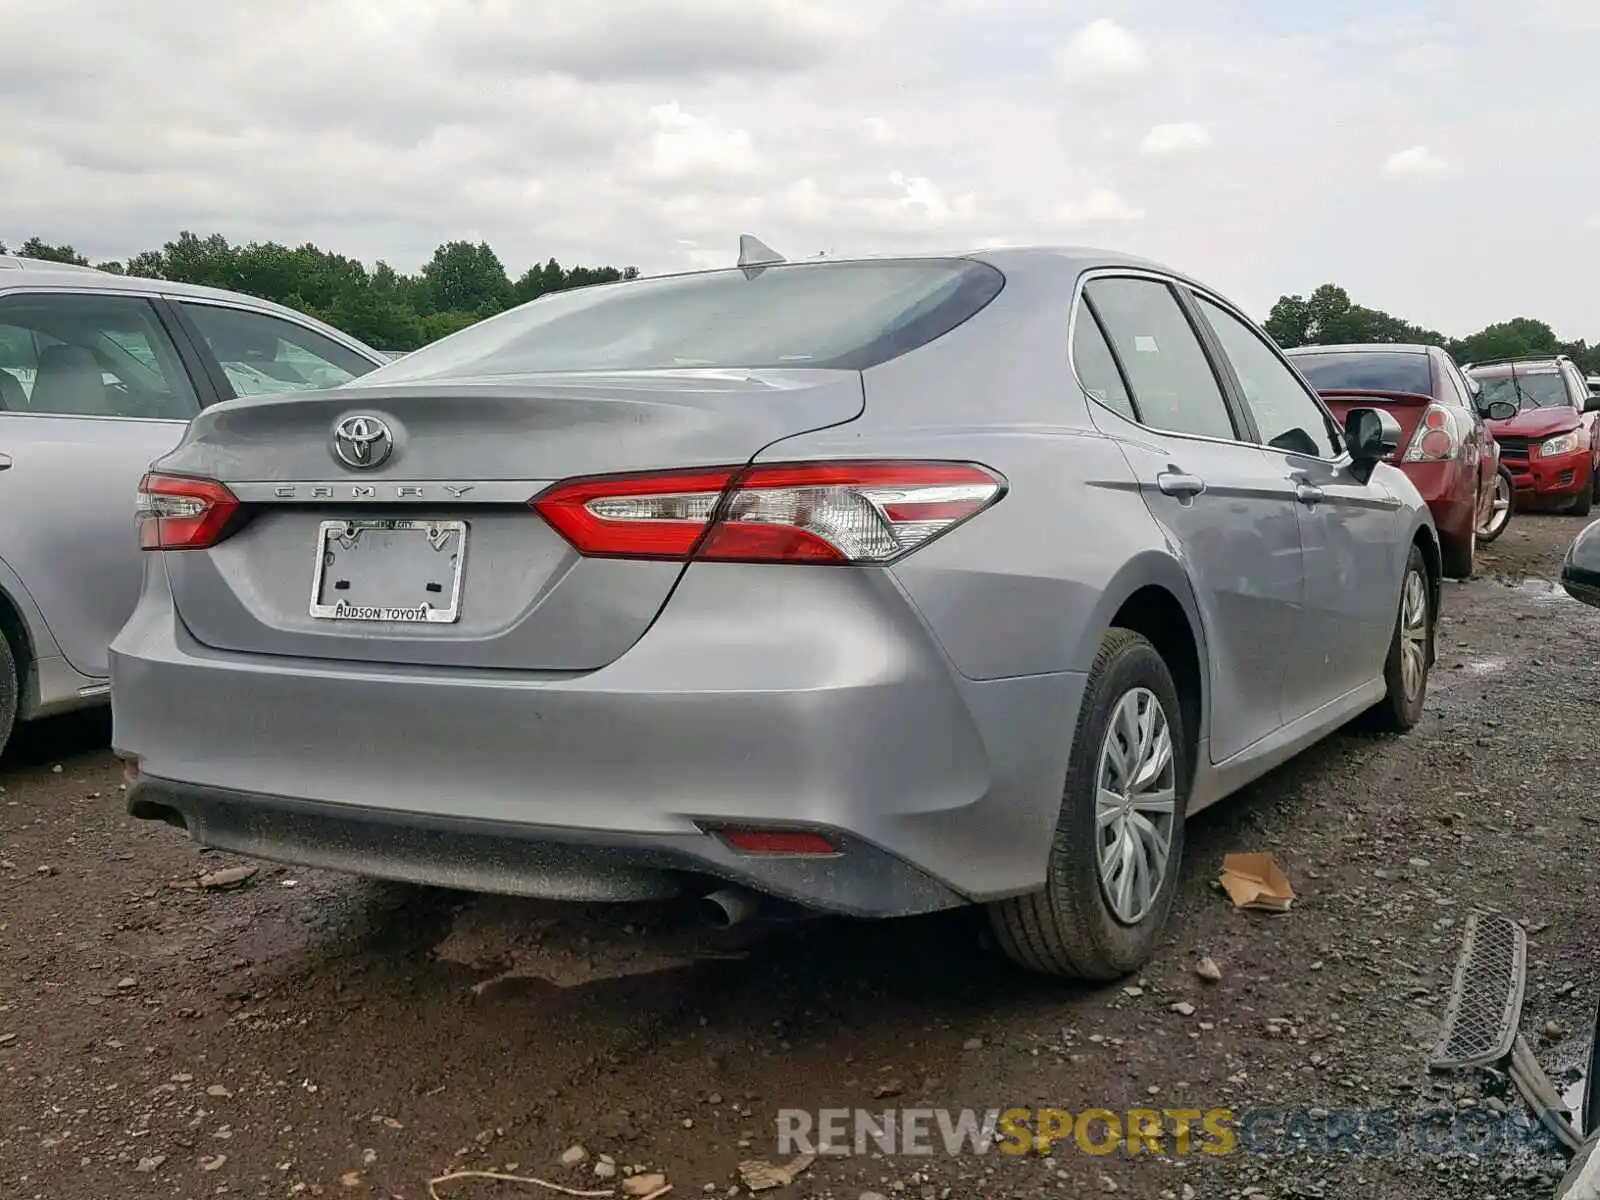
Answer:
860;117;902;146
1140;123;1213;156
5;0;1600;340
1381;145;1458;180
643;102;757;180
1054;18;1150;92
1052;189;1145;228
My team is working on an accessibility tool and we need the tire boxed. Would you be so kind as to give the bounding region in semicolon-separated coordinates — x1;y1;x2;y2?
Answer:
1367;543;1432;733
0;629;15;760
987;629;1189;980
1440;527;1475;580
1477;469;1512;545
1573;474;1594;517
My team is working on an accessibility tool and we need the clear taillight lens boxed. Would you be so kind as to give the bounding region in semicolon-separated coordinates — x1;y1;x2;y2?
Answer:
532;461;1006;564
136;473;242;550
1401;404;1465;462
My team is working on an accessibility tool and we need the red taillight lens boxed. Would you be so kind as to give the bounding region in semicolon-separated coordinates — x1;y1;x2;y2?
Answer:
1401;405;1463;463
532;460;1004;564
135;473;241;550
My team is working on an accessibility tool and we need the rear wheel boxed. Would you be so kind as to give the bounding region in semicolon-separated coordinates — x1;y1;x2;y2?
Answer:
1477;469;1512;544
1441;526;1475;580
987;629;1188;980
1367;543;1432;733
0;630;15;760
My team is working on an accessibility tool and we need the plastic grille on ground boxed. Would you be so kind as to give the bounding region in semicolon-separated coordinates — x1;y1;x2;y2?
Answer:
1431;911;1527;1070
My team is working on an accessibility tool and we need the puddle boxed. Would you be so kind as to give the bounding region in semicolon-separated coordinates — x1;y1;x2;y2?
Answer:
1507;576;1574;603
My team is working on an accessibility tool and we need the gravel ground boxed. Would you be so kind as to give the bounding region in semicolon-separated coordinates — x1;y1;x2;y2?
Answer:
2;514;1597;1200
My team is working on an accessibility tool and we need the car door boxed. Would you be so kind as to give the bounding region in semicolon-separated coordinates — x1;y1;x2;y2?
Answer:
168;299;382;399
0;291;209;680
1186;290;1401;716
1074;274;1303;763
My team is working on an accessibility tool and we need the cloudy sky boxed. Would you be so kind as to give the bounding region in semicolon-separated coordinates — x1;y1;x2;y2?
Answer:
2;0;1596;336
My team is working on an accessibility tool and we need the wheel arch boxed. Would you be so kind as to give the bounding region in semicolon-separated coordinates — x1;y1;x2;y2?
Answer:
1077;551;1210;765
1410;520;1442;667
0;580;32;711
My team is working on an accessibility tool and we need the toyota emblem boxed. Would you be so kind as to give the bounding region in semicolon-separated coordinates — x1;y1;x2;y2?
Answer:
332;414;394;470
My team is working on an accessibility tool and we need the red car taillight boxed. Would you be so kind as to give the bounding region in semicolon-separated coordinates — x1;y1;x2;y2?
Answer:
1401;405;1465;463
532;460;1006;564
135;473;241;550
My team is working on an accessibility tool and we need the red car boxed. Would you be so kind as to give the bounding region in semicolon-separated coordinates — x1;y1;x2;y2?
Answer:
1286;343;1512;578
1463;355;1600;516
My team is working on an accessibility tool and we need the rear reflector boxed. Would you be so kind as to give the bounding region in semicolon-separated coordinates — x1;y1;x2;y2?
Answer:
136;473;242;550
532;460;1005;564
716;829;839;855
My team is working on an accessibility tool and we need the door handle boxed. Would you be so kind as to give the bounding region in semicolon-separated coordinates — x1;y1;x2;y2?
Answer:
1295;483;1324;506
0;453;11;471
1157;471;1206;497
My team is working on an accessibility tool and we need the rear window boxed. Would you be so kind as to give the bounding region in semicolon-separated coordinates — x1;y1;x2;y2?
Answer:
351;259;1005;384
1290;350;1433;395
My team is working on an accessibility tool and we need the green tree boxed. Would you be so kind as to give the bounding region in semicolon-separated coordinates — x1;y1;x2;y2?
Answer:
15;237;90;265
0;227;637;351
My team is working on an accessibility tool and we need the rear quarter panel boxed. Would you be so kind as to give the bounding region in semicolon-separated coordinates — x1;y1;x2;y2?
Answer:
751;258;1190;685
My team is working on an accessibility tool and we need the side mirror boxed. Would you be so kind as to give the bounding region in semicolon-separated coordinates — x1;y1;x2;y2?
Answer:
1344;406;1402;483
1481;400;1517;421
1560;518;1600;608
1585;392;1600;414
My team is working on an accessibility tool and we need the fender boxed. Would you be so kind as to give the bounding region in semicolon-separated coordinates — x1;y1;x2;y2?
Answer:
0;551;64;717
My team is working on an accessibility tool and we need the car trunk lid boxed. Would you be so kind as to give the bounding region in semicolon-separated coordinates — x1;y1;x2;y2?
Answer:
153;369;864;671
1315;388;1436;459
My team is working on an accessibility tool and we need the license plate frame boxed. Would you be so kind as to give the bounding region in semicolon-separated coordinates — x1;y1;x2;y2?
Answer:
308;518;467;624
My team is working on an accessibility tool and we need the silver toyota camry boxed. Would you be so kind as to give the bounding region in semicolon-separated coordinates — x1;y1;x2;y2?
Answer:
110;243;1438;979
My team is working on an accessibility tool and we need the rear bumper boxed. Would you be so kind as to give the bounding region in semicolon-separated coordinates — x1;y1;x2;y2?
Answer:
1401;461;1476;545
1501;448;1590;500
110;563;1084;917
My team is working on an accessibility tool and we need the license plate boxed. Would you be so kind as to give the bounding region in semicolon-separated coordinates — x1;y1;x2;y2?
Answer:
309;519;467;623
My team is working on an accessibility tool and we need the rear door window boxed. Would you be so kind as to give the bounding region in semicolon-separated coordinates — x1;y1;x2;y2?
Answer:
1070;305;1136;421
1082;277;1237;441
0;293;200;419
179;303;379;398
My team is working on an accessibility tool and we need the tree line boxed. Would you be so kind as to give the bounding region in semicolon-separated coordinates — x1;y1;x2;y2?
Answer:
1;233;639;352
1265;283;1599;373
5;232;1592;371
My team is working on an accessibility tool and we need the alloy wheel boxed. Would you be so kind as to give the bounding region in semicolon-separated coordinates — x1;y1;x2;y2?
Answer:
1480;474;1512;539
1399;569;1429;701
1094;687;1177;925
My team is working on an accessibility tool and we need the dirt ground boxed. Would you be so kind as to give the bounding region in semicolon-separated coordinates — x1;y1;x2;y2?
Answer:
3;513;1598;1200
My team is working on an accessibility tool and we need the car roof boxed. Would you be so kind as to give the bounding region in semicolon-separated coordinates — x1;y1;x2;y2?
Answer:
1285;343;1433;355
0;255;381;355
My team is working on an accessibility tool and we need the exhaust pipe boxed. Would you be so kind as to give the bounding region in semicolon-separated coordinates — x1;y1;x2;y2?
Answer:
699;886;760;929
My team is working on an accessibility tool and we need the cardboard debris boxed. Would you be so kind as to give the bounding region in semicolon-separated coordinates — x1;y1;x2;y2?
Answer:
1219;853;1295;913
169;865;259;892
736;1154;815;1192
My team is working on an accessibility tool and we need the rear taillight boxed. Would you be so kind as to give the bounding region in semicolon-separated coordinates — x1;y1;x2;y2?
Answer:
532;460;1005;564
1401;405;1465;462
136;473;241;550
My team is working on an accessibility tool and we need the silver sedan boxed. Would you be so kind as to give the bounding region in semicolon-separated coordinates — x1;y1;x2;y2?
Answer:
109;244;1437;979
